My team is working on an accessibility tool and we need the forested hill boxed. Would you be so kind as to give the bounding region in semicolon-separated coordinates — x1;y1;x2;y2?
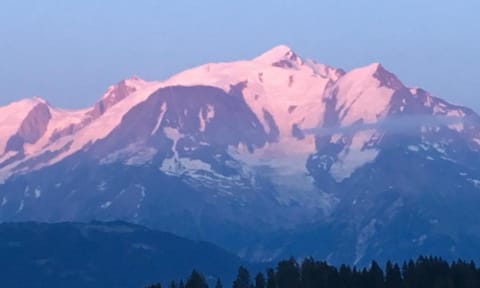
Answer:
0;221;246;288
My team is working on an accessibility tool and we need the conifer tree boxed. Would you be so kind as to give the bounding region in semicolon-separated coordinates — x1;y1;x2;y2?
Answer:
266;268;276;288
385;261;402;288
276;258;300;288
255;272;265;288
215;278;223;288
185;270;208;288
233;266;251;288
368;261;385;288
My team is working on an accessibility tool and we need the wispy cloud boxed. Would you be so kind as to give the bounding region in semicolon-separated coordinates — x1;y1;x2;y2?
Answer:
303;115;467;137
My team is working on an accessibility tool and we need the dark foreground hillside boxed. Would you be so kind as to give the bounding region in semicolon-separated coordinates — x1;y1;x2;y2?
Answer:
0;221;246;288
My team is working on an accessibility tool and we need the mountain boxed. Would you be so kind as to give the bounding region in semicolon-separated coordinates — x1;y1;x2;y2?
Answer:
1;45;480;265
0;221;246;288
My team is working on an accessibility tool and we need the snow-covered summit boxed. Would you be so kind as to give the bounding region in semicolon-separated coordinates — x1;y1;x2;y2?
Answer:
95;76;150;116
254;45;302;65
0;97;52;154
0;45;476;184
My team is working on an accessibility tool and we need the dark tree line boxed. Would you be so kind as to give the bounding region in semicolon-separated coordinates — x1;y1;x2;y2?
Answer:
147;256;480;288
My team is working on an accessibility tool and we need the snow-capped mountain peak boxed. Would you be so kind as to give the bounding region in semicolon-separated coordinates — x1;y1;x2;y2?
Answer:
0;45;477;187
341;62;401;86
254;44;303;68
100;76;148;103
0;97;52;154
31;96;49;104
324;62;407;126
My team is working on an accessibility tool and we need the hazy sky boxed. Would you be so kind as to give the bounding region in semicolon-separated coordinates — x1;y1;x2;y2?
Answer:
0;0;479;111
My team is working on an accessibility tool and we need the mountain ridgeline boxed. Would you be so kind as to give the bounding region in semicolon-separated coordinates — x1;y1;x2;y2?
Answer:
1;45;480;264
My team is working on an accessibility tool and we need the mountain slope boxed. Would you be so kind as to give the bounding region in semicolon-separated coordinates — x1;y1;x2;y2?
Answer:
1;45;480;264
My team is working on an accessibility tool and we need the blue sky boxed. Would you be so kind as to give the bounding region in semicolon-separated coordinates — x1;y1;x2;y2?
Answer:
0;0;479;111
